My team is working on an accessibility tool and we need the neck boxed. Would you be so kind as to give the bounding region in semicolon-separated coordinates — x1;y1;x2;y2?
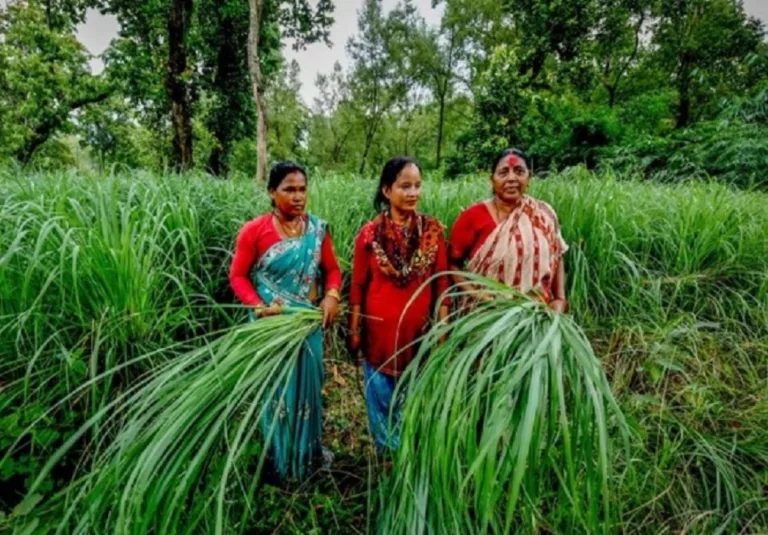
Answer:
494;196;521;212
275;209;299;222
389;206;412;223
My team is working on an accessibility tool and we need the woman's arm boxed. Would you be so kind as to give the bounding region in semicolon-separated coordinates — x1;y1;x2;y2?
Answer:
229;223;263;307
319;232;342;327
348;230;370;358
447;210;473;289
548;259;568;313
320;231;342;292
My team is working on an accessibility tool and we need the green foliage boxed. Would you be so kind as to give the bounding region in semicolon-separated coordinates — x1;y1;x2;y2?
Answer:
1;168;767;533
197;0;255;175
651;0;768;127
266;60;310;162
381;287;628;533
603;114;768;189
721;83;768;126
435;0;767;178
19;312;322;535
0;0;111;164
77;98;162;171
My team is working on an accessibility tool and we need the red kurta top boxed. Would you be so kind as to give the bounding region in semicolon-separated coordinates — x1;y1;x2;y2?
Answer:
229;214;342;307
350;220;450;377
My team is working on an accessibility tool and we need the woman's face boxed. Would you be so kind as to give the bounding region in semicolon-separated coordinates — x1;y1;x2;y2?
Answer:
491;153;530;204
383;163;422;215
271;172;307;218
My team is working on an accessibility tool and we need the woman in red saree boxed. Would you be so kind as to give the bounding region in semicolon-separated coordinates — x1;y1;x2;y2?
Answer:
449;148;569;312
349;157;450;452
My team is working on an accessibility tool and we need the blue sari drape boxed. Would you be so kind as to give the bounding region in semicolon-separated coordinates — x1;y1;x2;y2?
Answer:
250;214;326;481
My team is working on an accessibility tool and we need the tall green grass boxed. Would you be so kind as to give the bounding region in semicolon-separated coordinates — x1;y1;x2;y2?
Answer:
1;166;767;532
14;311;322;535
379;280;629;534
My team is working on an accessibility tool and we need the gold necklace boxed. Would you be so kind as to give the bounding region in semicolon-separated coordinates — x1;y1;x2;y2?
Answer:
275;213;304;237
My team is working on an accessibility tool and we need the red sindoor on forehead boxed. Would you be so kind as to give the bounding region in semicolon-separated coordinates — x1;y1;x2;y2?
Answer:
506;154;525;168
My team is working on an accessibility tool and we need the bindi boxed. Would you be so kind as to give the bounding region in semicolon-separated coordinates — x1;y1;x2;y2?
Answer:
506;154;525;169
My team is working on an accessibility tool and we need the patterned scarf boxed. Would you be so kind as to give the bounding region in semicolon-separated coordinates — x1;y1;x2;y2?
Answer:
370;212;442;287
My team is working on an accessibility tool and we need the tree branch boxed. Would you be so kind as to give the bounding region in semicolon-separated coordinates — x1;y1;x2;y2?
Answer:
17;85;114;164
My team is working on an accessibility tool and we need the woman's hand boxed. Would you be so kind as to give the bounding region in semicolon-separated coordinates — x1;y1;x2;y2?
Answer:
548;298;568;314
320;294;340;328
254;303;282;318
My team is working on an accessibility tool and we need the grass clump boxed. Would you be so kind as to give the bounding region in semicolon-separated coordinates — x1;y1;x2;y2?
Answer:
10;310;322;535
378;278;629;534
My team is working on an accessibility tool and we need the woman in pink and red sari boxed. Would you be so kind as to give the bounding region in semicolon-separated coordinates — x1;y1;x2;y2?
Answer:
448;148;569;312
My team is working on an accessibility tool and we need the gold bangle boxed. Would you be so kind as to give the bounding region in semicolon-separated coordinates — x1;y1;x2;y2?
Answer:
325;288;341;301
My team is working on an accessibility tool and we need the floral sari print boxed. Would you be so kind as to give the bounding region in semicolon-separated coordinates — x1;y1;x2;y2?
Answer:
468;196;568;302
250;214;326;481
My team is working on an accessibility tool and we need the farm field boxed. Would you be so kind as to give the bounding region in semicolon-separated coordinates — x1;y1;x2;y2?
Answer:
1;166;767;533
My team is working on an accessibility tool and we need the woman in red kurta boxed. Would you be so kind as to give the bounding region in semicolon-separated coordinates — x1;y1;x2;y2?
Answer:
349;157;449;452
229;161;342;480
449;148;569;312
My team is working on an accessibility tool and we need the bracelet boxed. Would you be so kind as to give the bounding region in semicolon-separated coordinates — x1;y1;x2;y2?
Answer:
325;288;341;301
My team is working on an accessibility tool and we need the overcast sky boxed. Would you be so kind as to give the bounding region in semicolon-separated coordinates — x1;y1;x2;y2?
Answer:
72;0;768;105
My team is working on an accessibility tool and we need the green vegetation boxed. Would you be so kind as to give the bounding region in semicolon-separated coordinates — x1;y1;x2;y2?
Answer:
3;0;767;531
382;288;628;534
2;167;767;533
2;0;767;185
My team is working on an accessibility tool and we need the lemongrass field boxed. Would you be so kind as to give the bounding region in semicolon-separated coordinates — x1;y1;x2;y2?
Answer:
1;166;767;533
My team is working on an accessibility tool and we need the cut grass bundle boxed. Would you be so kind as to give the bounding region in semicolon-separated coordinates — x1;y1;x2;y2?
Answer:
12;309;323;535
377;277;629;534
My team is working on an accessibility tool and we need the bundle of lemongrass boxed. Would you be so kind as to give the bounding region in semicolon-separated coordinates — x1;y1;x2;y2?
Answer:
377;277;629;534
13;310;322;535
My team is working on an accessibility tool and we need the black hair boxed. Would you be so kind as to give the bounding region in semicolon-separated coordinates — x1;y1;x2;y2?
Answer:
491;148;531;175
374;156;422;212
268;161;307;206
268;161;307;191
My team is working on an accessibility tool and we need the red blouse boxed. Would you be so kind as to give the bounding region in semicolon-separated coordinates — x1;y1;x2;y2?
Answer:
350;221;450;377
229;214;342;307
447;202;499;266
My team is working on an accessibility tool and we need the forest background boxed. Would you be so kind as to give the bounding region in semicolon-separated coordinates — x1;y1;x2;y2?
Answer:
2;0;768;186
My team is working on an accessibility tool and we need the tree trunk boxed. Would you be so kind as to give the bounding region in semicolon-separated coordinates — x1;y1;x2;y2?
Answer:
208;147;223;176
359;121;378;175
607;12;645;109
247;0;268;182
435;33;455;168
436;88;446;167
168;0;194;172
332;127;352;163
207;16;239;176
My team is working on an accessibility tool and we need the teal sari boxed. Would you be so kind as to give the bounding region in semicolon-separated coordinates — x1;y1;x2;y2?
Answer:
250;214;326;481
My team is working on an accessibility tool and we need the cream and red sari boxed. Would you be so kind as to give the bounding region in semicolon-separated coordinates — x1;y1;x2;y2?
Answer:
449;196;568;302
